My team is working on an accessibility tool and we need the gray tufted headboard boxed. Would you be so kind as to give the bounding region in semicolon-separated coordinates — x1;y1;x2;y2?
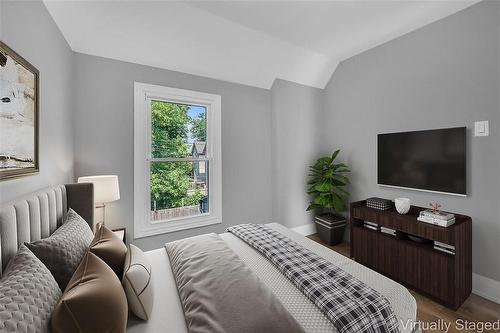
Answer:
0;183;94;277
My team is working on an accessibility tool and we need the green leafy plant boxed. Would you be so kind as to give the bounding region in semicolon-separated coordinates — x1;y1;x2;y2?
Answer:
190;113;207;142
306;150;350;212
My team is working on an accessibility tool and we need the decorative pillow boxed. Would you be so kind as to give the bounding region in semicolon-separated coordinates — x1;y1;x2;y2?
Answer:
0;245;61;333
25;208;94;290
122;244;154;320
51;251;128;333
89;224;127;276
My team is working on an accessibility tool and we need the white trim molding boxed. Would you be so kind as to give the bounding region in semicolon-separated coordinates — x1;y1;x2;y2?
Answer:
134;82;222;239
291;223;316;236
472;273;500;304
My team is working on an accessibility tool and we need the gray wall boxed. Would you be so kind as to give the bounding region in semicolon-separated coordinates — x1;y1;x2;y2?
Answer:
271;79;323;228
73;53;272;250
0;0;74;202
322;1;500;281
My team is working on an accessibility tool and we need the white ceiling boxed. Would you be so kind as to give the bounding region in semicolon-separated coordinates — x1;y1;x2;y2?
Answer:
43;0;479;89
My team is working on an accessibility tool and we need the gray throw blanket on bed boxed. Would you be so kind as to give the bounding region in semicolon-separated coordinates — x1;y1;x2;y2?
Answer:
165;233;305;333
226;224;400;333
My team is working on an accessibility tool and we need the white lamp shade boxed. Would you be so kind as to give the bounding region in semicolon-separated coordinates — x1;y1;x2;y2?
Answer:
78;175;120;204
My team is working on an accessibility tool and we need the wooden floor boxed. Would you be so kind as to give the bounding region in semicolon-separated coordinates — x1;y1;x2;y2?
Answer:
307;234;500;332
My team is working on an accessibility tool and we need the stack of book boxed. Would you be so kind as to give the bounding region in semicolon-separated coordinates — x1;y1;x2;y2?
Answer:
434;241;455;255
366;197;392;210
363;221;380;231
417;210;456;227
381;226;396;236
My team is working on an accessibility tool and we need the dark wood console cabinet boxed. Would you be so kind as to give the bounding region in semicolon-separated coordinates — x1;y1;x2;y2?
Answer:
350;200;472;309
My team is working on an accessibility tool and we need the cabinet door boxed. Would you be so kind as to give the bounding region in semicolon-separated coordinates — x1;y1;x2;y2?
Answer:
399;243;422;288
352;227;369;264
419;252;454;304
352;227;388;272
378;235;400;278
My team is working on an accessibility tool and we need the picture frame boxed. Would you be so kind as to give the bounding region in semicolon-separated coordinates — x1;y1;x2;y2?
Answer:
0;41;39;180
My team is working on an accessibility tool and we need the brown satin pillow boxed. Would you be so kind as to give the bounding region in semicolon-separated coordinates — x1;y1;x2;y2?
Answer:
51;251;128;333
89;224;127;276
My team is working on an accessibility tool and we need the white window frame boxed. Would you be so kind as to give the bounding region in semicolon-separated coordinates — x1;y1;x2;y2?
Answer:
134;82;222;238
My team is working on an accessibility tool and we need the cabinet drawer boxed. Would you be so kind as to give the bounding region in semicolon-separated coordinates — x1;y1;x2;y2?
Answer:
352;207;380;224
352;207;400;229
377;214;401;230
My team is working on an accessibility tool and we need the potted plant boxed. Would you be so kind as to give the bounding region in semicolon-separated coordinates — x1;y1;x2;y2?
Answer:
306;149;350;245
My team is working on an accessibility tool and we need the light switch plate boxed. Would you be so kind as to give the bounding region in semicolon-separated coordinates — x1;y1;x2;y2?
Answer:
474;121;489;137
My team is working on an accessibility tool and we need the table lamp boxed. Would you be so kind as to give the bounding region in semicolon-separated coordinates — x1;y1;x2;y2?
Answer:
77;175;120;226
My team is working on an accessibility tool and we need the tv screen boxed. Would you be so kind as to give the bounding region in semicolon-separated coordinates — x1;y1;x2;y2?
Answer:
378;127;466;195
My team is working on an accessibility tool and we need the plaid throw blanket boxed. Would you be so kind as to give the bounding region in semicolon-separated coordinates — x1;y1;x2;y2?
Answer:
226;224;400;333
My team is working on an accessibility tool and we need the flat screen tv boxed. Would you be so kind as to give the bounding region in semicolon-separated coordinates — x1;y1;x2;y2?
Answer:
378;127;466;196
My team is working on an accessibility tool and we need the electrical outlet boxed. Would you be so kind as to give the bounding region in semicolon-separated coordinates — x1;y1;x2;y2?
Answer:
474;121;489;137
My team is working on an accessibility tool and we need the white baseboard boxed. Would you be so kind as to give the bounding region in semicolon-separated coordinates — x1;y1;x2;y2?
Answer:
473;273;500;304
291;223;316;236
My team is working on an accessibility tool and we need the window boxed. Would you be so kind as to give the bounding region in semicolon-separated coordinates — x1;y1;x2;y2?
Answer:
134;83;221;238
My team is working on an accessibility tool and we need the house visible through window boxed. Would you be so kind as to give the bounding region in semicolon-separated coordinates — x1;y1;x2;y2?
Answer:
150;102;209;221
134;83;222;238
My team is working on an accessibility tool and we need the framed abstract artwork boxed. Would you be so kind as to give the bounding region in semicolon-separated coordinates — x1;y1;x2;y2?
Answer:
0;41;39;180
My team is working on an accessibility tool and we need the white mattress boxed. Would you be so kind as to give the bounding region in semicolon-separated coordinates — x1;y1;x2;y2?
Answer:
127;223;417;332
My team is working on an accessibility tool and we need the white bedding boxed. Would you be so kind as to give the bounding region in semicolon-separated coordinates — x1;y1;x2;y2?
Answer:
126;248;188;333
126;223;417;332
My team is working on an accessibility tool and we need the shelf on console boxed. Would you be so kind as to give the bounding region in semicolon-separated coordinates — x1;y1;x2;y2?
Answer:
351;202;470;245
354;225;454;257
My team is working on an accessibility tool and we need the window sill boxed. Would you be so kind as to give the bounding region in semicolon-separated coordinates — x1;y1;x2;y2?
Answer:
134;215;221;239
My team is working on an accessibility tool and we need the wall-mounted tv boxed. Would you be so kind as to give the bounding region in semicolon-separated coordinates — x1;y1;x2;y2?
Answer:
378;127;466;196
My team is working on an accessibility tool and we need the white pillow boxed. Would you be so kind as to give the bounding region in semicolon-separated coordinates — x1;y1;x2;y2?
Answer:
122;244;154;320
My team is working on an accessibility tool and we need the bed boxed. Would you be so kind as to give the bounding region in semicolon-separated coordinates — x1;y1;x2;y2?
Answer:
0;185;417;333
127;223;417;333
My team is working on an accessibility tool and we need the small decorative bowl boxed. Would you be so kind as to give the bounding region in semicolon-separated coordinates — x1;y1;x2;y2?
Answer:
395;198;411;214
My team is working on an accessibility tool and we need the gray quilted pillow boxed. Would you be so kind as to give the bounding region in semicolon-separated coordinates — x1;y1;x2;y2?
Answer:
0;245;61;333
26;208;94;291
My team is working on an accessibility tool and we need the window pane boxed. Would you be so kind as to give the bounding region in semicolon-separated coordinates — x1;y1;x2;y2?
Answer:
151;100;207;158
150;161;209;222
